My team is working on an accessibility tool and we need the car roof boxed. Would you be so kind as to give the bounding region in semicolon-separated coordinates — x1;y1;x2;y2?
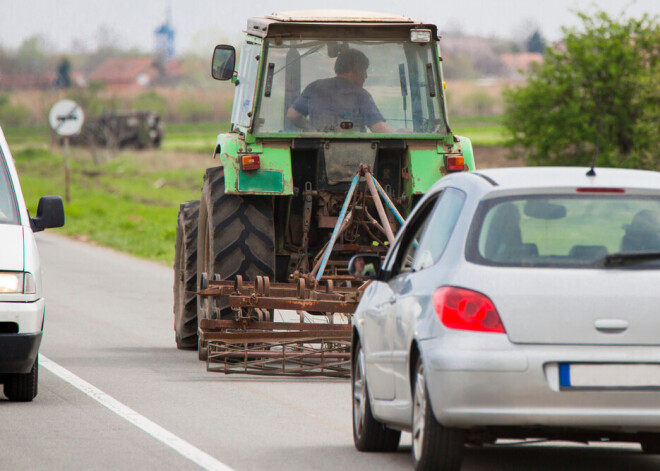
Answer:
468;167;660;192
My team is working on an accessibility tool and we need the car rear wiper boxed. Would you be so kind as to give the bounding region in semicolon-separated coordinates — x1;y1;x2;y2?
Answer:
604;251;660;267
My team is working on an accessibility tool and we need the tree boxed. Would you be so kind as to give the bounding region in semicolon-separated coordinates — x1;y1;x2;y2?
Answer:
56;58;72;88
526;31;546;54
503;9;660;169
15;35;48;74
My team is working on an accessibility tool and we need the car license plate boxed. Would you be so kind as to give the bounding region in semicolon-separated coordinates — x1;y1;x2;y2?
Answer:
559;363;660;389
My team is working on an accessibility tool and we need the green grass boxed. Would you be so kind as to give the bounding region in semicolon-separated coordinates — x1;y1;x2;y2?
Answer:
450;116;507;147
161;122;230;151
3;126;51;148
14;147;205;265
3;122;227;263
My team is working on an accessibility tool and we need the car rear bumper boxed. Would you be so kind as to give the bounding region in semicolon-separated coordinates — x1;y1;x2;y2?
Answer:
0;332;42;373
421;336;660;433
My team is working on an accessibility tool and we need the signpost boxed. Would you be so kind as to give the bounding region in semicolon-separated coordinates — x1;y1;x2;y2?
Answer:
49;100;84;203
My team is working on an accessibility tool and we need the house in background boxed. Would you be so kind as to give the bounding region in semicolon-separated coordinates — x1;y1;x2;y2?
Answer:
499;53;544;78
88;57;160;93
0;73;56;90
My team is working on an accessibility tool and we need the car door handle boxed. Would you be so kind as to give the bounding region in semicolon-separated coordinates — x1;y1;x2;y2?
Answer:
389;295;397;304
594;319;629;333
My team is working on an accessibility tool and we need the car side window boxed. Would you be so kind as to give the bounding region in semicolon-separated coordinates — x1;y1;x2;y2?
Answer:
383;194;439;277
411;188;466;271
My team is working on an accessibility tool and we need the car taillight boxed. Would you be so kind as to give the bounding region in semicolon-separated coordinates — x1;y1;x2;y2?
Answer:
433;286;505;333
241;154;260;171
576;188;625;193
445;155;465;172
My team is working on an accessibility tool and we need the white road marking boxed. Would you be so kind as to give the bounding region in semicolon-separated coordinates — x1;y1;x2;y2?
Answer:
39;355;234;471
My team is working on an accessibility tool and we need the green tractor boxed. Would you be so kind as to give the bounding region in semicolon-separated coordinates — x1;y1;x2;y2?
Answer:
173;10;475;353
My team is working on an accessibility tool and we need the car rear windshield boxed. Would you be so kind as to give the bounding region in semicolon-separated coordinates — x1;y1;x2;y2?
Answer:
467;195;660;268
0;149;18;225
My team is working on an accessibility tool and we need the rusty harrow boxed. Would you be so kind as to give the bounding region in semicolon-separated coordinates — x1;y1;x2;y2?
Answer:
197;165;404;377
198;276;364;376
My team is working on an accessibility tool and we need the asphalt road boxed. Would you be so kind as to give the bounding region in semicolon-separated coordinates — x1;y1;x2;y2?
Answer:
1;233;658;470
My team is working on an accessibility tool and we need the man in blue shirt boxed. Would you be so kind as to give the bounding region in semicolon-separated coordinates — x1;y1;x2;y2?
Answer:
286;49;391;133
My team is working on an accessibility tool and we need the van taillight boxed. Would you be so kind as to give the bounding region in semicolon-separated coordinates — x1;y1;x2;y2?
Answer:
433;286;505;333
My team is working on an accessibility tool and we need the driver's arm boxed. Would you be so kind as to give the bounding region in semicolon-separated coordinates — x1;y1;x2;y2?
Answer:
286;107;313;131
369;121;392;133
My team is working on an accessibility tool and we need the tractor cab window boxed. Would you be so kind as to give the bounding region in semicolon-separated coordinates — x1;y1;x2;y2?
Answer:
231;43;261;128
254;39;445;136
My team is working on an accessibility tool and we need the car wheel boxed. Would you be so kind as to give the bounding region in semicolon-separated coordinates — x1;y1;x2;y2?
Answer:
4;355;38;402
411;358;464;471
352;340;401;452
640;434;660;454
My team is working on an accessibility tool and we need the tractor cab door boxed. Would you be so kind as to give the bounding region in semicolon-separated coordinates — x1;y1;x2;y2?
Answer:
231;43;262;129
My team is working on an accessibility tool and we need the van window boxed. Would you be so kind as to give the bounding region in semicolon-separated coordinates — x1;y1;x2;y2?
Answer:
0;149;19;225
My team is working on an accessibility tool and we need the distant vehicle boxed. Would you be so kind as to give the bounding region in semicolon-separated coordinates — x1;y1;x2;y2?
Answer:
0;125;64;402
68;111;163;149
350;167;660;470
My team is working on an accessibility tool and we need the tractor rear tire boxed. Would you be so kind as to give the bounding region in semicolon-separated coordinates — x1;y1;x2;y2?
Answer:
173;200;200;350
197;166;275;323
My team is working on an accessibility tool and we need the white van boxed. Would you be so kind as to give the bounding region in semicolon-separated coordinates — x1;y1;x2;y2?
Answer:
0;126;64;401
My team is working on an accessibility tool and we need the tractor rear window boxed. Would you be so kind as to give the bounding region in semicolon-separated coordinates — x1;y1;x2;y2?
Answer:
254;39;446;137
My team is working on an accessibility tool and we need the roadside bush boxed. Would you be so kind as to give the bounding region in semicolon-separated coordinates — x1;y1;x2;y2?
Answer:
503;9;660;169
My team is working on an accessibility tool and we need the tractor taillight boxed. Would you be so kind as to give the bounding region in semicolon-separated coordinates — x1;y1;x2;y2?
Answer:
433;286;505;333
241;154;260;171
445;155;465;172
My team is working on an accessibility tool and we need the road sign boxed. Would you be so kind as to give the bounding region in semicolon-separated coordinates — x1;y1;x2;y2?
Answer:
49;99;84;136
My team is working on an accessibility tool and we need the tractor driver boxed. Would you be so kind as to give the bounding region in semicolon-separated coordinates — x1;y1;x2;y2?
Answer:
286;49;392;133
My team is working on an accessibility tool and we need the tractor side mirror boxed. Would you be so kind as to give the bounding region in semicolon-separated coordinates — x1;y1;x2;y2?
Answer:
211;45;236;81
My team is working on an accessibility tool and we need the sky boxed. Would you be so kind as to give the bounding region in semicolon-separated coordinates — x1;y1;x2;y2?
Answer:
2;0;659;57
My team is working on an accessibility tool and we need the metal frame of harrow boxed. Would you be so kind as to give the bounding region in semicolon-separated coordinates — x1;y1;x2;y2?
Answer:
197;165;403;377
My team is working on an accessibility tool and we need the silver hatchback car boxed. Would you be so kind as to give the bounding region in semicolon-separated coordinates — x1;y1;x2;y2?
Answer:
350;167;660;470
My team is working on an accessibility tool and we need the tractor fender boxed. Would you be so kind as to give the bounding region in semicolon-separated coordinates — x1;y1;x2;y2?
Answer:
213;132;294;195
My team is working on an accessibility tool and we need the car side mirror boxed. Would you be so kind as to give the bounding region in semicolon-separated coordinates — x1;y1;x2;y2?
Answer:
211;45;236;81
31;195;65;232
348;254;382;279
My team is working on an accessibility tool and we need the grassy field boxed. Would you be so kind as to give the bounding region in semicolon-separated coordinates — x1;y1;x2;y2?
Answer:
5;117;505;265
12;145;210;265
450;116;507;147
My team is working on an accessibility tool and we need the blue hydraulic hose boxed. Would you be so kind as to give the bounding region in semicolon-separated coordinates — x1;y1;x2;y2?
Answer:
372;176;405;226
